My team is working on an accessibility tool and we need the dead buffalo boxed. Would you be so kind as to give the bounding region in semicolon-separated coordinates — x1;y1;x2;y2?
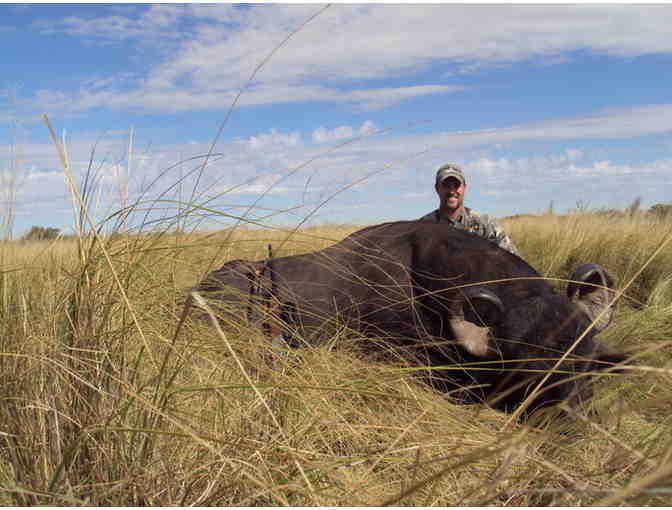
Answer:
194;221;626;415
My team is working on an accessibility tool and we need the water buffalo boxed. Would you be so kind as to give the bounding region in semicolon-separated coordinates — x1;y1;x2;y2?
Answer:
194;221;626;415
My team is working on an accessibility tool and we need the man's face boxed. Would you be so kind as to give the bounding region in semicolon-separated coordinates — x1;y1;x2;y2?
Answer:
436;177;466;211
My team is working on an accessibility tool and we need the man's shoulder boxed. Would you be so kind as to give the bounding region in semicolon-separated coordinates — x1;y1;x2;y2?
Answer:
464;208;511;241
464;207;497;226
463;207;487;226
418;210;439;222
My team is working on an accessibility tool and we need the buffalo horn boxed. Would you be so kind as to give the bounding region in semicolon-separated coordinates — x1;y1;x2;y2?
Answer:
449;287;504;357
567;263;616;332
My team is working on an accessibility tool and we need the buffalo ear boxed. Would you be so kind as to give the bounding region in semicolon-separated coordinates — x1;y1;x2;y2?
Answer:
449;288;504;357
567;264;616;332
592;341;628;371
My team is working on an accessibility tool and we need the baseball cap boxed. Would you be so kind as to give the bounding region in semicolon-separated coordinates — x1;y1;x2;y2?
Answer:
435;163;465;186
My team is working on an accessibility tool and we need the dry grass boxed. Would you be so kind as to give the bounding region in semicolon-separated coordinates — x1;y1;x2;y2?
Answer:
506;212;672;308
0;210;671;506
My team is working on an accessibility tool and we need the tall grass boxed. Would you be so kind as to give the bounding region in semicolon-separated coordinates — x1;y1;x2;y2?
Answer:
0;198;671;505
508;212;672;310
2;122;672;509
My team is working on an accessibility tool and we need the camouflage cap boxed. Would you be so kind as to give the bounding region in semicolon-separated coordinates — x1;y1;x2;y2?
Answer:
435;163;465;186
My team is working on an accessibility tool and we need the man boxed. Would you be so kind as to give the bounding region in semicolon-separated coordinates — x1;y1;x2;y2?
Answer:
419;163;520;256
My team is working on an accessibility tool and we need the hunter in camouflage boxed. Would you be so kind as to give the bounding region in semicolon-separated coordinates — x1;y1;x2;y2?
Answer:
419;163;520;257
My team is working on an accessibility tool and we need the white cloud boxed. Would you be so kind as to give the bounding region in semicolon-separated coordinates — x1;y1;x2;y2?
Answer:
349;85;464;111
312;121;378;144
238;129;301;151
29;4;672;114
32;82;459;114
470;157;512;177
312;126;353;144
41;4;672;63
406;105;672;150
464;155;672;187
34;5;188;42
169;5;672;84
212;173;291;196
297;105;672;171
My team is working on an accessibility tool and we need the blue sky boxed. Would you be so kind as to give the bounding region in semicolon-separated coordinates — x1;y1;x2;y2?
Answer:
1;3;672;236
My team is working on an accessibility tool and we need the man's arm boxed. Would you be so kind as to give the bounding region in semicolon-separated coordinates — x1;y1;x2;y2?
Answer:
477;214;521;257
492;229;520;257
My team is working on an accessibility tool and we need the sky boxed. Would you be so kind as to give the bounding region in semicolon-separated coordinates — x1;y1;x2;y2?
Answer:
1;3;671;236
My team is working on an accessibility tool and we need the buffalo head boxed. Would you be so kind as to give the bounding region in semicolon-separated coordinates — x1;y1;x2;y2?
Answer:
442;263;625;415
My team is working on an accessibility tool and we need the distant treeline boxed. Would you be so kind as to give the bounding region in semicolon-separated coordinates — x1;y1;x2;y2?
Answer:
647;202;672;219
505;201;672;221
20;225;65;241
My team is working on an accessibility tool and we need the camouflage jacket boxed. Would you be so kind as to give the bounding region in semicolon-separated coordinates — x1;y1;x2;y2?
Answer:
418;207;520;256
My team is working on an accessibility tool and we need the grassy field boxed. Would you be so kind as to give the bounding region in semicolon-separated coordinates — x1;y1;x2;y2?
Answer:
1;212;671;506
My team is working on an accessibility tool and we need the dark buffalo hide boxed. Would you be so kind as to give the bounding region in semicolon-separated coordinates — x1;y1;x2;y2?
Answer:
194;221;626;415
